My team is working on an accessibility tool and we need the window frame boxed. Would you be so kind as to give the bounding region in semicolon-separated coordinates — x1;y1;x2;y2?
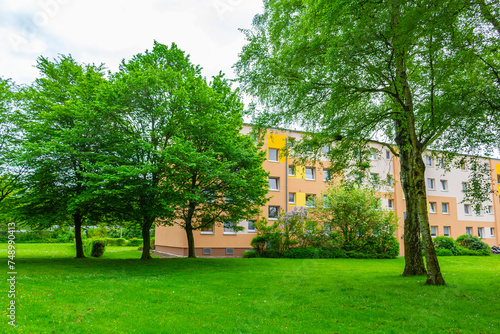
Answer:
305;194;316;208
268;177;279;191
388;199;394;210
305;167;315;180
464;204;471;215
200;224;215;234
288;165;295;176
323;168;330;182
429;202;437;213
247;220;256;233
269;148;279;162
427;178;435;190
223;221;237;235
466;226;472;236
430;225;437;237
477;227;484;238
443;226;450;237
289;192;296;204
369;148;378;160
442;202;449;214
425;156;433;167
440;179;448;191
268;206;280;220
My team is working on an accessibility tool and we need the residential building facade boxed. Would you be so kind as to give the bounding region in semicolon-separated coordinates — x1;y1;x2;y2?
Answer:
155;126;500;256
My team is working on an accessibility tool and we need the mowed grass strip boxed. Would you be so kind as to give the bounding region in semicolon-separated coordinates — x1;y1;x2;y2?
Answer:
0;244;498;334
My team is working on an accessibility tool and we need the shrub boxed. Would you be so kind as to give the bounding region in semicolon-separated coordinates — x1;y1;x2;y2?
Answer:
250;235;268;255
86;226;108;239
83;239;106;257
150;237;155;250
260;249;284;258
433;236;459;255
455;246;490;256
435;248;454;256
456;235;490;251
242;249;257;258
127;238;143;247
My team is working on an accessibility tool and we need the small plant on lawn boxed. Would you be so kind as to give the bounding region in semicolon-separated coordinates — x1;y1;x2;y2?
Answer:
83;239;106;257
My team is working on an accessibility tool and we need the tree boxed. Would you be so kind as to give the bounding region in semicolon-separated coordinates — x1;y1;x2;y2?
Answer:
161;75;269;258
14;56;109;258
236;0;499;284
310;182;399;253
90;42;203;260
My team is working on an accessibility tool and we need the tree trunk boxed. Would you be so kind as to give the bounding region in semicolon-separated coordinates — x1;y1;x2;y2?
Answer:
73;213;85;259
398;147;426;276
186;221;196;258
140;219;153;260
413;156;446;285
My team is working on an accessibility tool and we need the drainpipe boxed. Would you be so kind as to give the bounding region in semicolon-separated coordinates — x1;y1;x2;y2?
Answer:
285;131;292;212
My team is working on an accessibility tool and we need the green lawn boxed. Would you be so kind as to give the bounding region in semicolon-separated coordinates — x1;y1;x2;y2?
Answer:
1;244;499;333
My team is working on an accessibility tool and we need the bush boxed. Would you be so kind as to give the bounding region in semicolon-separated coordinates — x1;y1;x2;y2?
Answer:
435;248;454;256
455;246;490;256
83;239;106;257
250;235;268;254
433;236;459;255
456;235;490;251
150;237;155;250
242;249;257;258
260;249;284;258
127;238;143;247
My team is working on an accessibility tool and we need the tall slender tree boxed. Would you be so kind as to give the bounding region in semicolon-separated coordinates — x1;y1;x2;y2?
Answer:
236;0;499;285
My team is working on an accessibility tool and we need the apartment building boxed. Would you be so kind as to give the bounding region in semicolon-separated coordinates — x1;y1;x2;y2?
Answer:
155;126;500;256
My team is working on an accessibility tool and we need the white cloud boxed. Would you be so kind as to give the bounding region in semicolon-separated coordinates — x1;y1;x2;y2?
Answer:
0;0;263;84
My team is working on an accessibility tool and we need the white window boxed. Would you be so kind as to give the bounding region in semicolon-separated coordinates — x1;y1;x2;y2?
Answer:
288;165;295;176
354;172;363;184
268;177;279;191
478;227;484;238
425;156;433;167
462;182;468;192
437;157;444;168
429;202;437;213
385;150;391;160
369;148;377;160
322;144;330;154
440;180;448;191
388;199;394;209
466;227;472;235
201;225;214;234
490;227;495;237
464;204;471;215
427;178;435;190
268;206;280;220
431;226;437;237
269;148;279;162
224;221;236;234
443;226;450;237
323;169;330;182
305;167;315;180
487;205;493;214
289;192;296;204
370;173;379;185
305;194;315;207
442;202;449;214
248;220;256;232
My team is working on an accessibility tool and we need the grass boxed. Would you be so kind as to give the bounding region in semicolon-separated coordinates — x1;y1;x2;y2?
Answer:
0;244;499;334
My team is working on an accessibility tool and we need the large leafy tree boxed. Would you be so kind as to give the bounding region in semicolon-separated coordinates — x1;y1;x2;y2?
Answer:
15;56;110;258
91;42;201;260
236;0;499;285
162;75;268;258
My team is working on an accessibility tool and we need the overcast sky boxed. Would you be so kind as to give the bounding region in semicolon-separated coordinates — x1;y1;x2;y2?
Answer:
0;0;263;85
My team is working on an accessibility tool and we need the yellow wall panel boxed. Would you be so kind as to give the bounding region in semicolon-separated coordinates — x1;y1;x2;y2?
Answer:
295;192;306;208
267;133;288;163
496;163;500;176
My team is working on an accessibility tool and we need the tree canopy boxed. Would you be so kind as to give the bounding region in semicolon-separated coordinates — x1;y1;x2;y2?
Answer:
236;0;499;285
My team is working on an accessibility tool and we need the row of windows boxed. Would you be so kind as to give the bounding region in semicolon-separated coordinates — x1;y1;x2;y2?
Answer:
427;202;494;215
270;147;393;162
200;220;256;234
268;169;331;190
431;226;496;238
